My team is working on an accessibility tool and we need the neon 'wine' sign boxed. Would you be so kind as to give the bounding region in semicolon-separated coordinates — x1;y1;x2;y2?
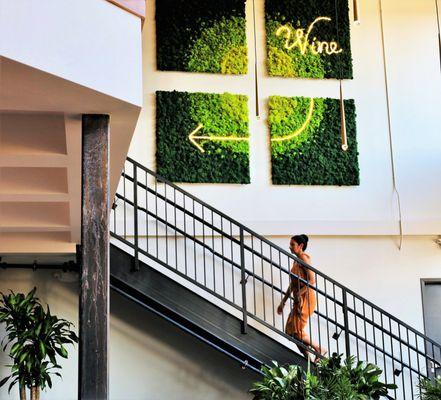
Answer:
276;17;343;55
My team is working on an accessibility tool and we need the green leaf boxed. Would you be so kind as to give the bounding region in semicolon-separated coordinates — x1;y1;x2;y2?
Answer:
39;341;46;358
0;376;10;388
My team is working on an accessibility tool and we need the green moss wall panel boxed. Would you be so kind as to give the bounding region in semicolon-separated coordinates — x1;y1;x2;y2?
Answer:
156;91;250;184
270;96;359;185
156;0;248;74
265;0;353;79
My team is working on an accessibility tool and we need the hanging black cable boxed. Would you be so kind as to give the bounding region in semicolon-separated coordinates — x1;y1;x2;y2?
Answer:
252;0;260;118
334;0;348;151
353;0;360;24
436;0;441;70
378;0;404;250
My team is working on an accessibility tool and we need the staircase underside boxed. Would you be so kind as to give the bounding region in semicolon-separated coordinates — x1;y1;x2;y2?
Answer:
110;244;307;373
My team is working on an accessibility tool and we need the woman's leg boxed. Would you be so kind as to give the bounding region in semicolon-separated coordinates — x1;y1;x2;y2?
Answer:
294;330;327;362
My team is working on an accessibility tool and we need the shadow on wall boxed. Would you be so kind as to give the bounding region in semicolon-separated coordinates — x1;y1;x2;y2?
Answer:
110;291;257;400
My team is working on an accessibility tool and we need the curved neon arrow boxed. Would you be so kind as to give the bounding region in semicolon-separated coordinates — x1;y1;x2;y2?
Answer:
271;98;315;143
188;123;250;153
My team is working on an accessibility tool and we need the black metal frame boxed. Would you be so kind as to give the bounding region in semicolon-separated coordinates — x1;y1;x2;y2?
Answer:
0;260;77;271
110;157;441;399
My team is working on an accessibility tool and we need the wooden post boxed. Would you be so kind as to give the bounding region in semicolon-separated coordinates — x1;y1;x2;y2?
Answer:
79;115;110;400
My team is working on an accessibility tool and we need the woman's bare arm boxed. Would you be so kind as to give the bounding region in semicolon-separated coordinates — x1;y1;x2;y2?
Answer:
277;281;294;314
297;254;316;296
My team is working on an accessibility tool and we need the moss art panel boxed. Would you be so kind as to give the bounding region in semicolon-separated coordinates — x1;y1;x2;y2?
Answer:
156;0;248;74
269;96;359;185
265;0;353;79
156;91;250;184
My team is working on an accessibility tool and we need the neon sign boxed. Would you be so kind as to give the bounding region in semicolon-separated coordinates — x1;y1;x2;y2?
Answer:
276;17;343;56
188;123;249;153
271;98;314;143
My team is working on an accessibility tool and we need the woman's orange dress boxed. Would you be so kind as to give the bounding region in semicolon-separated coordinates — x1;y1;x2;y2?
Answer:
285;261;316;337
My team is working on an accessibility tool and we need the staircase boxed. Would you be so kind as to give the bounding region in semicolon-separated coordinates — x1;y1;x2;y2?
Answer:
110;157;441;399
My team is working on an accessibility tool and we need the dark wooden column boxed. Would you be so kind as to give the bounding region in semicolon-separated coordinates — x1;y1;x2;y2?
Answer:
79;114;110;400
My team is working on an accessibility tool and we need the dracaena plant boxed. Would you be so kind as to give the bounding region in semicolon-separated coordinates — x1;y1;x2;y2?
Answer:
0;288;78;400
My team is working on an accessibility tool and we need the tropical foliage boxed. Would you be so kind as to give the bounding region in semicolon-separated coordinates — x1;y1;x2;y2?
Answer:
418;376;441;400
0;288;78;400
250;354;396;399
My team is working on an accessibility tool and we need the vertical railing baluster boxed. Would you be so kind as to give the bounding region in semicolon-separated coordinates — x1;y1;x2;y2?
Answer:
363;302;368;361
353;297;360;360
380;314;388;387
202;206;207;286
324;279;331;355
240;227;247;334
342;289;351;357
123;166;127;239
221;217;226;298
252;236;257;316
133;164;139;271
211;210;216;293
269;247;275;328
183;194;188;277
174;188;177;270
164;183;168;265
155;178;158;258
260;241;266;322
333;284;340;354
406;328;414;399
192;199;197;281
145;171;149;254
315;273;322;358
373;308;378;365
277;250;283;330
230;221;235;304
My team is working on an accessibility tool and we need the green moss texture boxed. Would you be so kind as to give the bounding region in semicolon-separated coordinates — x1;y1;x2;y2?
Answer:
156;91;250;183
269;96;359;185
265;0;353;79
156;0;247;74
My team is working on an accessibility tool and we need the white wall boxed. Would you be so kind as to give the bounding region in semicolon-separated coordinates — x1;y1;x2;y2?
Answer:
0;236;439;399
0;270;255;400
0;0;142;106
130;0;441;236
1;0;440;398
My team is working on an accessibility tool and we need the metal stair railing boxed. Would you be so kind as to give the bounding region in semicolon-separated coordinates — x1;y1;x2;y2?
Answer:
110;157;441;399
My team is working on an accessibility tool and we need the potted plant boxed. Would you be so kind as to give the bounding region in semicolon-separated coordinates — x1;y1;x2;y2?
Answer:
250;353;396;399
0;288;78;400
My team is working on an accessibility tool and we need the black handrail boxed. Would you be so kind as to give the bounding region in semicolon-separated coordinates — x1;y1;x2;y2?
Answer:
123;159;441;349
110;157;441;400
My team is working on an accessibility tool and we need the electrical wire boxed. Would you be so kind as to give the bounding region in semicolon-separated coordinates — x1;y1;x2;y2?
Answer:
334;0;349;151
378;0;404;249
436;0;441;71
252;0;260;118
353;0;360;24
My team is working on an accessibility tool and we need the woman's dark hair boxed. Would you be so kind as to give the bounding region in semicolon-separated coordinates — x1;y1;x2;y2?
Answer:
291;234;309;250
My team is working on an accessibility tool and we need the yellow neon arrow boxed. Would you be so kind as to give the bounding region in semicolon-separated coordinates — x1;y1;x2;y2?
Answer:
188;123;250;153
271;98;315;142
